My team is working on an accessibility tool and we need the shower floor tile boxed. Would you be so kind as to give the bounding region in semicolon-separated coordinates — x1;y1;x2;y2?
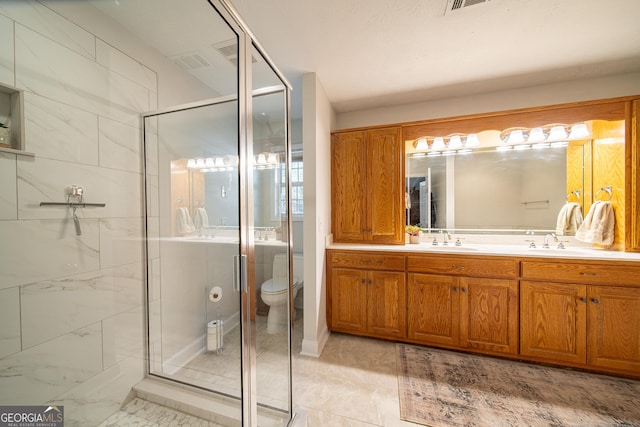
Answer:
168;314;298;411
98;397;225;427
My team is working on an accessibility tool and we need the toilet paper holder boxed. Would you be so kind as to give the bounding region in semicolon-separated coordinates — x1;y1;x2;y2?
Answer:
209;286;223;302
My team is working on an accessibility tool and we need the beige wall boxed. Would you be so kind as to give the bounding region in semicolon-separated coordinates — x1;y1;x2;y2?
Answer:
301;72;335;357
335;72;640;130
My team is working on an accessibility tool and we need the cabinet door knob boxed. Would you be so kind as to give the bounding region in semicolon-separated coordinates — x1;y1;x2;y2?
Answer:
461;288;467;293
579;297;588;303
591;298;600;304
453;287;459;292
360;279;365;284
368;280;372;285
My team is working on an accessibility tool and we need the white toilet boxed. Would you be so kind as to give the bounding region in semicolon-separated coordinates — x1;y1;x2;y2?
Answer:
260;253;303;334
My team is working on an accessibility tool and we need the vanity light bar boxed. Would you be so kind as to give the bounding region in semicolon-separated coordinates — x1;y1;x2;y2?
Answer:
412;122;590;155
412;122;589;156
413;134;479;152
500;123;589;146
185;153;279;172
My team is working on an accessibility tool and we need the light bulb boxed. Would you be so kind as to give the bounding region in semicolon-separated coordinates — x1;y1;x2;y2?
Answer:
506;129;525;144
187;159;196;168
527;127;547;143
548;125;568;141
569;123;590;139
448;135;462;149
432;137;445;150
465;134;480;147
195;158;205;168
205;158;215;168
415;137;428;151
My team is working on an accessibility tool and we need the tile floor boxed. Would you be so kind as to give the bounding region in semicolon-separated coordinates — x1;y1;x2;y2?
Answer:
170;315;291;411
101;332;418;427
97;313;640;426
100;316;419;426
293;332;419;427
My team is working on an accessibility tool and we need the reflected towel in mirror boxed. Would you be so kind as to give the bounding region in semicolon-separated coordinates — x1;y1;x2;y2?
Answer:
176;207;195;234
555;202;583;236
194;207;209;229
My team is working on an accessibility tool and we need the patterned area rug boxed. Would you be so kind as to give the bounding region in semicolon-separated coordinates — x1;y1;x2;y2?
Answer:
396;344;640;427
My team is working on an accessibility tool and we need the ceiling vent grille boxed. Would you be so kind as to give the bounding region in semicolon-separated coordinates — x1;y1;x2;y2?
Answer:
445;0;491;14
172;53;210;71
213;39;258;66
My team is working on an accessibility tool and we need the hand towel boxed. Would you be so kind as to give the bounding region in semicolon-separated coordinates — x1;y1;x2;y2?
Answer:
575;201;615;246
194;207;209;229
176;207;195;234
555;202;583;236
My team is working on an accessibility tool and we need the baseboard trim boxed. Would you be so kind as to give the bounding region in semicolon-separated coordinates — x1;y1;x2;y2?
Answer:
299;325;330;357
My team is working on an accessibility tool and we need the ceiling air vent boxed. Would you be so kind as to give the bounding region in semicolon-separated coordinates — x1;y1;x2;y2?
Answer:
172;53;210;71
445;0;491;15
213;39;258;66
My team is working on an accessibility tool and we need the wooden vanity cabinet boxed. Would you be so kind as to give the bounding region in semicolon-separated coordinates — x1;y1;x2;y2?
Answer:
331;127;405;244
327;251;407;339
520;260;640;375
406;255;519;356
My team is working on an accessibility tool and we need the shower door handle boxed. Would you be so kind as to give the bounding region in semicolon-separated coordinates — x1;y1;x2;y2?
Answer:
234;254;248;293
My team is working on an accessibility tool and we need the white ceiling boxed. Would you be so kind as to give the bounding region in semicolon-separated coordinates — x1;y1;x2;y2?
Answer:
87;0;640;116
230;0;640;113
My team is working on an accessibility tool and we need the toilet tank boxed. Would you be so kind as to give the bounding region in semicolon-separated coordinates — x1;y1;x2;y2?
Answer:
272;253;304;283
292;253;303;283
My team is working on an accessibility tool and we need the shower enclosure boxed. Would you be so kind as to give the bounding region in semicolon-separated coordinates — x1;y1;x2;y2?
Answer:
142;1;294;426
0;0;293;425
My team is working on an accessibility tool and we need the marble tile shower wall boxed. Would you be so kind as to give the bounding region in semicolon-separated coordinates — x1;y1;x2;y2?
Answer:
0;3;158;426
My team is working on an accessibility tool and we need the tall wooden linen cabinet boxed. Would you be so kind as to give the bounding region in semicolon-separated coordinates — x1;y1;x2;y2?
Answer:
331;127;405;244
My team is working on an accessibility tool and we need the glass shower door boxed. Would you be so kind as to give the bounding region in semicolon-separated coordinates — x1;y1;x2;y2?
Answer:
144;97;243;419
251;44;293;424
142;71;293;427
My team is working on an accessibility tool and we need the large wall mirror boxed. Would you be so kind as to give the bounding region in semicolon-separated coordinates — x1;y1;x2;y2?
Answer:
407;141;576;232
404;100;628;242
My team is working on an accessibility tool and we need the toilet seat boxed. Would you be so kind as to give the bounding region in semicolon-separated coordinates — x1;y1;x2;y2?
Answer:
261;277;302;295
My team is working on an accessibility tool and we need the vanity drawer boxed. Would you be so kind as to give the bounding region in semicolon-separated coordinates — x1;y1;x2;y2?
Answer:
521;261;640;286
407;255;518;278
329;251;406;271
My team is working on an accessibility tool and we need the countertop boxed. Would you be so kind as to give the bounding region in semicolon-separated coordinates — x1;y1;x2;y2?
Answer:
326;242;640;262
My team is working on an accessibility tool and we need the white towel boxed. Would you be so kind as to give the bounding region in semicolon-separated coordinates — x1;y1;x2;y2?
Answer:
575;201;615;246
176;207;195;235
555;202;583;236
194;207;209;230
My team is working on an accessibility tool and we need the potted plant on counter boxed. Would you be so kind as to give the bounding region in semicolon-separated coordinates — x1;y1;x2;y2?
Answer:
405;225;421;244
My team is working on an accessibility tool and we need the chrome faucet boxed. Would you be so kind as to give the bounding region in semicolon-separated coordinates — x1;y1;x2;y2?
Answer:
543;233;558;249
443;231;451;246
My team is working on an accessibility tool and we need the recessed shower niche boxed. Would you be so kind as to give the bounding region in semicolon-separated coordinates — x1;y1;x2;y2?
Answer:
0;83;24;153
